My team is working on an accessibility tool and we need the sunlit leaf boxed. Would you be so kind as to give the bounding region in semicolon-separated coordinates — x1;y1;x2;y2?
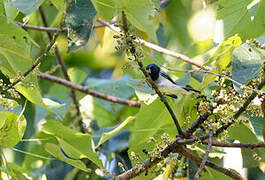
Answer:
0;16;46;108
118;0;158;40
0;111;26;147
50;0;66;11
4;1;18;20
217;0;265;40
91;0;115;20
68;67;87;84
201;34;242;89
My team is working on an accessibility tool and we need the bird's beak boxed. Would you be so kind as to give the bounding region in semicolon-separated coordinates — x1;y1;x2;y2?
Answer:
146;69;151;74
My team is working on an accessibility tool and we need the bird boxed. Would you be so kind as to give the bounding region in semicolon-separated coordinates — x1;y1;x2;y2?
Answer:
145;64;200;98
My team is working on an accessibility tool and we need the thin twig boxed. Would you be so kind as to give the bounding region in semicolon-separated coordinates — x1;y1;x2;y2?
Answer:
39;5;85;133
120;11;184;136
37;73;141;107
2;0;71;92
194;120;213;179
15;20;116;32
203;140;265;148
179;147;244;180
96;18;212;71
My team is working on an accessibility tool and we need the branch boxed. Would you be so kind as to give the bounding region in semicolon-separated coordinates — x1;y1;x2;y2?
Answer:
215;77;265;136
38;5;85;133
120;11;184;136
15;19;116;32
115;136;244;180
2;0;71;92
115;137;183;180
37;73;141;108
203;141;265;148
179;147;244;180
185;105;214;136
194;120;213;179
96;18;212;71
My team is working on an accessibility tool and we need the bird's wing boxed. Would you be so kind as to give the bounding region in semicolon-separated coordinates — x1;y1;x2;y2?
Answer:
159;70;176;85
183;85;200;93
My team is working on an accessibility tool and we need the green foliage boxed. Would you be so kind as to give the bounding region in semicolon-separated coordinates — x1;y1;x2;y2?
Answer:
129;99;173;154
91;0;115;20
0;111;26;147
1;0;265;179
0;16;46;108
217;0;265;40
42;119;103;168
50;0;66;11
92;0;158;40
10;0;45;14
232;43;265;92
65;0;97;52
201;34;242;89
229;124;265;167
95;116;135;148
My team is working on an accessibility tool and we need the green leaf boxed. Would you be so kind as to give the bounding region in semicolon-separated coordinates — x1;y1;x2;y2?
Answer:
68;67;87;84
201;34;242;89
128;78;157;104
174;95;199;128
129;99;173;148
50;0;66;11
186;39;214;58
95;116;135;148
10;0;45;14
23;132;57;171
200;166;233;180
165;0;192;48
118;0;158;40
0;0;4;15
4;1;19;20
0;111;26;147
217;0;265;40
249;116;264;142
42;98;68;118
5;162;31;179
42;119;103;168
85;75;135;112
91;0;115;20
0;16;46;108
65;0;97;52
229;124;265;167
44;143;91;172
232;43;265;93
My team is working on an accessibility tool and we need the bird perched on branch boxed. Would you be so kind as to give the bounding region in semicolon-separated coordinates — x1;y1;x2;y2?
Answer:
146;64;200;98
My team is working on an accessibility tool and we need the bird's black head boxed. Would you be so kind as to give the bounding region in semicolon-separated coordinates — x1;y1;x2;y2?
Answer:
146;64;160;81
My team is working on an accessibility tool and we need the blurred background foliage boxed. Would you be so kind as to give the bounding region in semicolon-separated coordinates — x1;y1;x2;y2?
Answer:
0;0;265;179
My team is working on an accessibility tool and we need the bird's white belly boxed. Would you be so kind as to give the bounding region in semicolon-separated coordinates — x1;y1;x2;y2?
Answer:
156;79;189;95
